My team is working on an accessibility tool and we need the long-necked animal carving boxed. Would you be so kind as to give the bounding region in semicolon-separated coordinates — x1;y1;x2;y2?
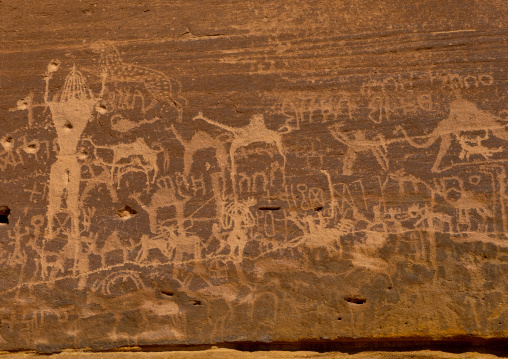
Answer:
169;125;230;177
90;41;186;121
395;99;508;172
193;112;287;195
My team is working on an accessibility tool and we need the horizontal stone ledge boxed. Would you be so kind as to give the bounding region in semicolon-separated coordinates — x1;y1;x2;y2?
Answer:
1;347;506;359
5;337;508;357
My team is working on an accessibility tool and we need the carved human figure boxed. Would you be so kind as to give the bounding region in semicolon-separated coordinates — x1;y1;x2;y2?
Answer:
43;64;105;277
218;199;256;261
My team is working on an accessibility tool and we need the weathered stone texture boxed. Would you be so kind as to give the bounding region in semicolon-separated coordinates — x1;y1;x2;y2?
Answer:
0;0;507;354
0;348;506;359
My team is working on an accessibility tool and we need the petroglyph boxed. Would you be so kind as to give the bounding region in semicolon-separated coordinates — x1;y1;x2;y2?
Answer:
44;65;104;246
130;176;190;235
84;137;159;189
110;114;161;133
395;98;508;172
91;41;186;121
274;91;355;131
1;18;508;350
169;124;231;177
193;112;287;196
328;122;389;175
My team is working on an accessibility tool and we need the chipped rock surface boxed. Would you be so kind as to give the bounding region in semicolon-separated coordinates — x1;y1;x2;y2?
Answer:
0;0;507;355
0;348;506;359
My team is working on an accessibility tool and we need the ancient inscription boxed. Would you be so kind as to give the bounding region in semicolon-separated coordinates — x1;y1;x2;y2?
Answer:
0;32;507;352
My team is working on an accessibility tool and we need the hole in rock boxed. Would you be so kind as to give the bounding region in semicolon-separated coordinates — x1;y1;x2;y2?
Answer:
64;122;73;129
96;105;107;114
48;60;60;72
344;295;367;304
314;206;323;211
0;206;11;225
1;136;14;150
116;205;137;219
24;143;38;154
160;290;174;297
258;206;281;211
190;300;202;306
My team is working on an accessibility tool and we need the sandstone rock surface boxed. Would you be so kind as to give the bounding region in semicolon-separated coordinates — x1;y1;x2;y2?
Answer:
0;0;507;355
0;348;506;359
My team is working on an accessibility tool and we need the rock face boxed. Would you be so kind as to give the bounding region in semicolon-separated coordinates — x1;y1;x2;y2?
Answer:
1;348;506;359
0;0;507;354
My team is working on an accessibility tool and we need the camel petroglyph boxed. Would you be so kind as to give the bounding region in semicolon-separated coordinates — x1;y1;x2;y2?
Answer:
395;99;508;172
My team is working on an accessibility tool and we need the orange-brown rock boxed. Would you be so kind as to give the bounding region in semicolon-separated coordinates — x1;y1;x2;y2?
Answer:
0;0;507;355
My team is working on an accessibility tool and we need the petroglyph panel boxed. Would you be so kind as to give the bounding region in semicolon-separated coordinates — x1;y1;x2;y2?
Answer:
0;0;507;354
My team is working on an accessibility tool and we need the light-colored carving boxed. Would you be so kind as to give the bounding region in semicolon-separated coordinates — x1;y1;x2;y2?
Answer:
91;230;135;268
217;199;256;260
329;122;388;175
170;124;231;177
79;155;119;204
395;98;508;172
435;176;495;232
39;64;105;279
85;137;159;189
130;176;190;235
274;91;355;131
110;114;161;132
193;112;287;196
91;41;186;121
457;131;503;161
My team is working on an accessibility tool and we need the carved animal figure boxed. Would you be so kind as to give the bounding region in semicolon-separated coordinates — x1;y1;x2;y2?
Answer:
130;178;190;235
193;113;286;194
328;122;388;175
395;99;508;172
84;137;159;188
169;125;230;176
80;158;119;203
165;228;202;263
137;227;201;263
91;41;186;121
456;131;502;161
110;138;159;188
